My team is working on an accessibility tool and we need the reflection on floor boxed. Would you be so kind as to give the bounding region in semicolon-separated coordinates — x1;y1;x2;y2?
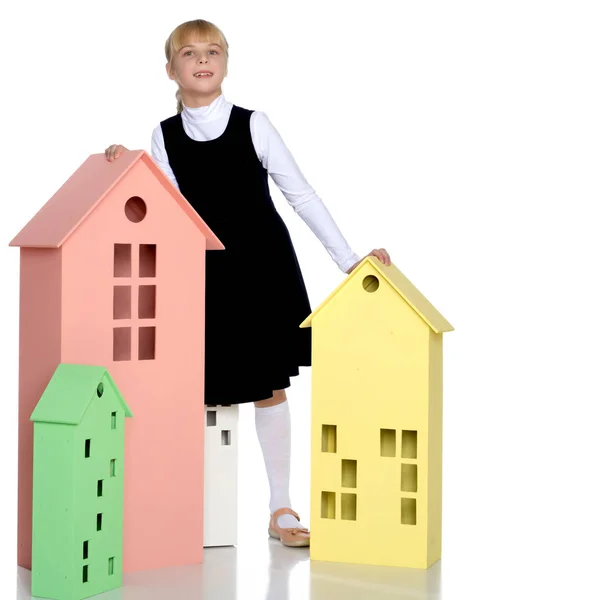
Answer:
18;537;441;600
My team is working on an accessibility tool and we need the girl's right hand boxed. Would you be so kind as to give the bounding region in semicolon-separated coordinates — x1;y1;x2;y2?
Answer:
105;144;129;162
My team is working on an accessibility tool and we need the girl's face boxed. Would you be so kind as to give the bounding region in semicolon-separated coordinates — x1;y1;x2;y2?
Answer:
167;39;228;101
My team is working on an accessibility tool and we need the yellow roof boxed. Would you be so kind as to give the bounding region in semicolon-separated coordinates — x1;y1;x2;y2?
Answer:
300;256;454;333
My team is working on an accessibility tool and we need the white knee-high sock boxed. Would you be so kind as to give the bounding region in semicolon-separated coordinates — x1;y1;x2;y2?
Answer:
255;401;306;529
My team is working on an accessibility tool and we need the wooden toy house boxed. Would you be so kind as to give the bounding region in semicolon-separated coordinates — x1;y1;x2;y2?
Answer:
30;364;132;600
10;150;224;573
203;404;239;547
299;257;454;569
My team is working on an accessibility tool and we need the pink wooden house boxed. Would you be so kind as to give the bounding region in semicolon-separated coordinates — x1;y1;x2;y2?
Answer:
10;150;223;573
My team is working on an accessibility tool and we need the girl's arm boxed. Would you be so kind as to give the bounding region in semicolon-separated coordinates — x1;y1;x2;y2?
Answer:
151;126;181;190
251;111;361;274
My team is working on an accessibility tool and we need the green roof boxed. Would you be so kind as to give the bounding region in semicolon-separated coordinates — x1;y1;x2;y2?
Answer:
30;364;133;425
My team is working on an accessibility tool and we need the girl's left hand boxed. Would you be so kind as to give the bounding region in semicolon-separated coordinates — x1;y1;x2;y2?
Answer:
346;248;391;274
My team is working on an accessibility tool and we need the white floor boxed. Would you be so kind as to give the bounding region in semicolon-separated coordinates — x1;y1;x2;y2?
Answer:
17;533;441;600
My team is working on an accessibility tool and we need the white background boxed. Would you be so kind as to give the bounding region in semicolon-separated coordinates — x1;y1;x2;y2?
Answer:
1;1;599;598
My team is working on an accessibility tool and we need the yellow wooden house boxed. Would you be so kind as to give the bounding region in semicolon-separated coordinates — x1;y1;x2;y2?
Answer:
299;256;454;569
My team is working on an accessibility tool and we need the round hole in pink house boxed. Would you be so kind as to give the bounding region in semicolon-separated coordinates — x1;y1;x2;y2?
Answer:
125;196;147;223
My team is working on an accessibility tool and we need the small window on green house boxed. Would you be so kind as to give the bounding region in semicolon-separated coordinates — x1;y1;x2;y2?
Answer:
111;412;117;429
85;439;91;458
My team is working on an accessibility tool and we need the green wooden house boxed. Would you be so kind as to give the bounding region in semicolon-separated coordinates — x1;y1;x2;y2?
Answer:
30;364;133;600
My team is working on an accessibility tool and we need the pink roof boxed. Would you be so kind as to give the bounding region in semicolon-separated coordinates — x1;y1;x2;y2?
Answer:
9;150;224;250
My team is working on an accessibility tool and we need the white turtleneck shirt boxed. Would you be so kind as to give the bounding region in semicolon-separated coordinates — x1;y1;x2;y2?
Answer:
150;94;360;273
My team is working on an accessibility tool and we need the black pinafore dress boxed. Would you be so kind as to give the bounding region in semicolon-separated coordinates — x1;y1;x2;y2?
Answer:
161;105;312;404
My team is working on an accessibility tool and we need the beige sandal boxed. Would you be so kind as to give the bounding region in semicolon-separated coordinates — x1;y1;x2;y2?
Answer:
268;507;310;547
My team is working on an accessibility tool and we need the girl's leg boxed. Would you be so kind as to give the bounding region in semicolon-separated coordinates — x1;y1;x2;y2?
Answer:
254;389;306;529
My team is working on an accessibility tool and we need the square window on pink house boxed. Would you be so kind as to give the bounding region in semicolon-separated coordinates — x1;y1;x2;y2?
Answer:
113;286;131;319
114;244;131;277
139;244;156;277
139;327;156;360
113;328;131;361
138;286;156;319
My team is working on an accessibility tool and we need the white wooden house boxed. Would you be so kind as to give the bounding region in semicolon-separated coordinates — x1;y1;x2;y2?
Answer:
204;404;239;547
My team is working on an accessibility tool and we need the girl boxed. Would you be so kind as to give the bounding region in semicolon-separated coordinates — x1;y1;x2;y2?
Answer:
105;18;391;548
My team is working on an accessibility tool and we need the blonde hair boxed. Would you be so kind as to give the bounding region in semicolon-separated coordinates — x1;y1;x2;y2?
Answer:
164;19;229;114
